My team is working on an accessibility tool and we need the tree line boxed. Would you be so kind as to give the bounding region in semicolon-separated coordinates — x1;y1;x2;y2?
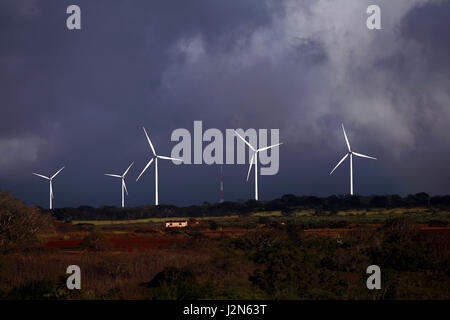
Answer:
50;192;450;221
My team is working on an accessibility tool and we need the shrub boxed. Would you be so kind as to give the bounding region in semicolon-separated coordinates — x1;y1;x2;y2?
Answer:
243;222;258;229
0;191;54;253
281;207;295;217
80;231;111;251
428;220;448;227
5;279;68;300
258;216;271;224
145;267;210;300
209;220;218;230
381;217;419;242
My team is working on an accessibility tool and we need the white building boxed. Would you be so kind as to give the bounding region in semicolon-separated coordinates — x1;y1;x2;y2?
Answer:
165;220;188;228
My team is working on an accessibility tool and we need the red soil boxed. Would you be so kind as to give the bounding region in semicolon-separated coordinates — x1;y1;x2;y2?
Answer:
420;228;450;235
45;239;82;248
44;236;187;251
44;226;450;251
304;228;349;236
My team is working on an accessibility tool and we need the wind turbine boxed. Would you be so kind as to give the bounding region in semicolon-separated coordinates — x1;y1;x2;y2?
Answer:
234;130;283;201
136;127;183;206
105;162;134;208
32;166;64;210
330;124;377;195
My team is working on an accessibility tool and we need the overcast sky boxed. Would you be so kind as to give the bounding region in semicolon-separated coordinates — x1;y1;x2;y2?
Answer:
1;0;449;208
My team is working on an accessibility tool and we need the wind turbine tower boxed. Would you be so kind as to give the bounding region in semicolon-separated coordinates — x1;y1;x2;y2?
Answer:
105;162;134;208
330;124;377;195
234;130;282;201
136;127;183;206
32;166;65;210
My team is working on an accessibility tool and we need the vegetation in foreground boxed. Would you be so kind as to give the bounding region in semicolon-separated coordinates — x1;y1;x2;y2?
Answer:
0;190;449;300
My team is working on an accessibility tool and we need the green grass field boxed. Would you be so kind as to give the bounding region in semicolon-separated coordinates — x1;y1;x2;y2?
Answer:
72;207;450;227
73;214;240;226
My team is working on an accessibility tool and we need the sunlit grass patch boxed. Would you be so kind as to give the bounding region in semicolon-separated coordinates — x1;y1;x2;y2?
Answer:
73;215;240;226
253;211;282;217
74;217;168;226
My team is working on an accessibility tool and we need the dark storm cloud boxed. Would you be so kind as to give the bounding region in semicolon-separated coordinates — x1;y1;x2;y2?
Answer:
0;0;449;208
401;0;450;72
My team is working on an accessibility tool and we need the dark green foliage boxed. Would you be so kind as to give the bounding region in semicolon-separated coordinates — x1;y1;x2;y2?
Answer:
80;231;111;251
50;193;450;221
5;279;68;300
281;206;295;217
0;191;54;253
428;220;448;227
226;217;450;299
258;216;271;224
208;220;219;230
145;267;212;300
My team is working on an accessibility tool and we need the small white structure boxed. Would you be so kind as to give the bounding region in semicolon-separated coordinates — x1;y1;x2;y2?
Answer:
165;221;188;228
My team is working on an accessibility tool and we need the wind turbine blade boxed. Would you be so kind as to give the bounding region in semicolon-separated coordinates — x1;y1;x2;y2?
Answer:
234;130;255;151
136;158;154;181
51;166;65;179
157;155;184;162
122;179;128;196
246;153;255;181
342;124;351;152
143;127;156;156
123;162;134;176
353;152;377;160
257;143;283;152
330;153;349;175
32;173;50;180
50;181;54;199
105;174;122;178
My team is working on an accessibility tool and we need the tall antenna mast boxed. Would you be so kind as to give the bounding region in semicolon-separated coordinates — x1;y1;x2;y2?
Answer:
219;165;224;203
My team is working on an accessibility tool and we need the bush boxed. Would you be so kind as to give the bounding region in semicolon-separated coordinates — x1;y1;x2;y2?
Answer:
80;231;111;251
281;207;295;217
145;267;210;300
428;220;448;227
258;216;271;224
5;279;68;300
243;222;258;229
209;220;218;230
0;191;54;253
381;217;419;242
